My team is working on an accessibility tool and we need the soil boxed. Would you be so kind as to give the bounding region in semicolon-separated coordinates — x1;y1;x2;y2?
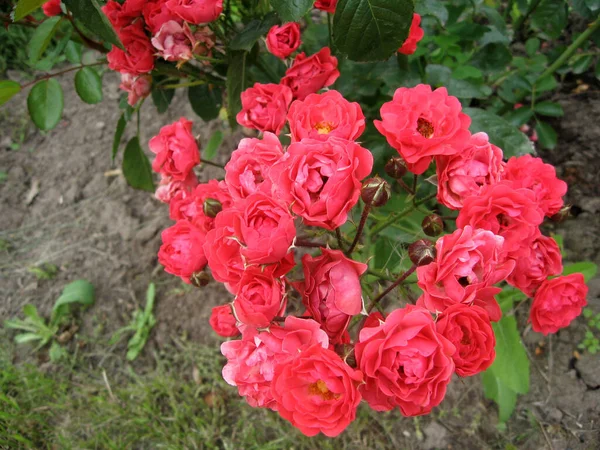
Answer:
1;72;599;449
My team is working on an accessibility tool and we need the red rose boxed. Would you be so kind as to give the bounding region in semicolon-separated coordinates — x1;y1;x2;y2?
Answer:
398;14;424;55
296;249;367;344
166;0;223;24
233;266;286;328
435;132;505;210
355;305;455;416
314;0;337;13
374;84;471;174
155;172;198;203
281;48;340;100
507;235;563;297
416;226;515;321
143;0;182;34
224;132;283;200
270;137;373;230
120;73;152;106
502;154;567;217
530;274;588;335
436;304;496;377
271;344;363;437
266;23;302;59
287;90;366;142
107;21;155;75
209;304;240;337
456;181;545;260
42;0;62;16
236;83;293;135
149;117;200;181
158;220;207;283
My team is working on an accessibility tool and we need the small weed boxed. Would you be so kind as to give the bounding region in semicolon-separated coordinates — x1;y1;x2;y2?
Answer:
27;262;59;280
578;308;600;354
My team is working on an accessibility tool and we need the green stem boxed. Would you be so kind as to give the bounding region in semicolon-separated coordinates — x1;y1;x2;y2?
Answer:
202;160;225;170
346;202;372;255
370;192;437;236
512;0;543;37
161;80;206;89
367;269;396;282
21;61;106;89
367;265;417;313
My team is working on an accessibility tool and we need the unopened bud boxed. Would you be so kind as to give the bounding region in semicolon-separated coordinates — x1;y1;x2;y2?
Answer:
191;271;210;287
203;198;223;218
422;214;444;237
408;239;436;267
361;177;391;207
385;156;408;179
550;205;571;223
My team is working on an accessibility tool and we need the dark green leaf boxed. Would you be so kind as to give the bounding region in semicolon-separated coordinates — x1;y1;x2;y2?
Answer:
226;51;248;128
534;101;563;117
269;0;313;22
62;0;123;50
470;43;512;73
535;120;557;149
504;107;534;127
464;107;533;157
531;0;568;39
27;79;64;131
447;78;492;99
416;0;448;24
425;64;451;87
27;16;61;64
230;12;279;51
151;84;175;114
525;38;540;56
64;41;83;64
452;65;483;80
122;137;154;192
562;262;598;282
13;0;48;20
112;113;127;161
571;55;593;74
333;0;414;62
74;67;103;104
0;80;21;106
189;84;222;122
535;75;557;92
204;130;224;160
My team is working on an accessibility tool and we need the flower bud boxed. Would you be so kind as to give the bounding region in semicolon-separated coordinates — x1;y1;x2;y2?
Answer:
203;198;223;218
385;156;408;179
422;214;444;237
408;239;436;267
191;271;210;287
550;205;571;223
361;177;391;207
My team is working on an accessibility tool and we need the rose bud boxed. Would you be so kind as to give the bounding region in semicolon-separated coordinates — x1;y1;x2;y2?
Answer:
551;205;571;223
385;156;408;179
361;177;391;207
203;198;223;218
422;214;444;237
409;239;436;266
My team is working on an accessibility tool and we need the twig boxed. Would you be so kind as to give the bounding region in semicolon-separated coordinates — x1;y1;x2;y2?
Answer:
346;202;372;255
295;240;325;248
201;160;225;169
367;265;417;313
21;61;106;89
102;369;117;403
335;228;345;252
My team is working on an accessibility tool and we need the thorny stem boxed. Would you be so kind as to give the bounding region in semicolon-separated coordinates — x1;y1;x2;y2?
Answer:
397;178;415;195
367;265;417;313
346;202;372;255
412;174;418;197
335;228;345;252
20;61;106;89
367;268;396;282
201;160;225;170
295;240;326;249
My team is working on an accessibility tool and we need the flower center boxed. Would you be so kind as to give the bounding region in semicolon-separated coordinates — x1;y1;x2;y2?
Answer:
308;379;340;401
417;117;434;138
315;121;335;135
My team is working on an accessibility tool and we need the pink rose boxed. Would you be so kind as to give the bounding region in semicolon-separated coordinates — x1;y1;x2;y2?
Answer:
120;73;152;106
435;132;505;210
507;235;563;297
456;181;545;260
107;21;155;75
166;0;223;24
158;220;207;282
530;273;588;335
416;226;515;321
287;90;366;142
398;14;424;55
374;84;471;174
143;0;182;34
266;23;302;59
355;305;455;416
270;137;373;230
233;266;286;328
209;304;240;337
271;344;363;437
314;0;337;13
149;117;200;180
224;132;283;200
155;172;198;203
281;48;340;100
151;21;195;62
436;304;496;377
502;154;567;217
236;83;293;135
42;0;61;16
296;249;367;344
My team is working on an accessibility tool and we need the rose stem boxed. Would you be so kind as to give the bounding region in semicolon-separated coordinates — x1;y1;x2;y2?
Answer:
367;265;417;313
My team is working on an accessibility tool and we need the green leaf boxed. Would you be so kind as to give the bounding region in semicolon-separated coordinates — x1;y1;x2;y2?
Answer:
333;0;414;62
269;0;313;22
416;0;448;24
531;0;568;40
482;370;518;423
189;84;222;122
49;341;66;362
452;65;483;80
535;120;557;150
470;43;512;73
64;41;83;64
525;38;540;56
122;137;155;192
503;107;533;127
112;114;127;161
535;75;557;92
562;262;598;282
464;107;533;157
62;0;124;50
74;67;103;104
226;51;248;128
204;130;224;160
14;333;43;344
13;0;48;21
534;101;563;117
426;64;451;87
151;82;175;114
27;79;64;131
52;279;95;323
27;16;61;64
447;78;492;100
230;12;279;51
0;80;21;106
23;304;43;323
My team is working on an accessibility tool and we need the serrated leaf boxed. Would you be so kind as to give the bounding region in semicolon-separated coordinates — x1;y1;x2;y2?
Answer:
333;0;414;62
269;0;313;22
62;0;123;50
226;51;248;128
562;262;598;282
75;67;103;104
535;120;557;150
27;16;61;64
0;80;21;106
204;130;224;160
525;38;540;56
122;137;154;192
230;12;279;51
27;79;64;131
534;101;563;117
189;84;222;122
13;0;48;21
112;113;127;161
